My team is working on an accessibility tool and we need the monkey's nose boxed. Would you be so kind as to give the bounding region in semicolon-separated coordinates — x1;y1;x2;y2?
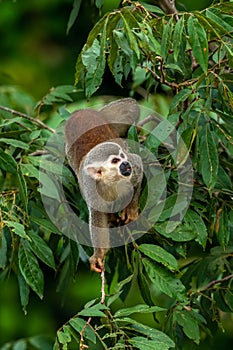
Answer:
119;161;132;177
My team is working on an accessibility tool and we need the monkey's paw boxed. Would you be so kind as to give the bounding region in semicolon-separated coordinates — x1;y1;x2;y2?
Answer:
89;255;104;273
121;205;139;224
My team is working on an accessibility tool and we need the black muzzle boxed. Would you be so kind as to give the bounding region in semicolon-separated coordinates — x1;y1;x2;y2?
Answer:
119;161;132;177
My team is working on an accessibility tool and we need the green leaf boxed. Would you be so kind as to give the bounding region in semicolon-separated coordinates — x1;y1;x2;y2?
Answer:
206;8;233;35
126;320;174;347
38;172;61;200
225;290;233;312
38;159;63;175
155;220;197;242
107;274;133;306
121;12;140;59
161;17;174;60
29;335;54;350
5;221;29;239
128;124;139;143
0;149;17;174
78;303;108;317
216;165;232;191
158;194;189;222
0;230;7;268
21;163;39;179
139;244;178;271
66;0;82;34
38;85;77;107
0;138;29;150
12;339;27;350
18;270;30;314
214;289;232;312
139;2;164;15
143;258;187;302
107;13;121;72
53;340;60;350
17;165;28;211
145;119;175;151
69;317;96;343
185;210;207;248
144;171;166;216
187;16;208;73
113;30;132;56
174;309;206;344
57;326;72;345
137;272;154;307
215;205;229;248
115;317;174;348
112;53;124;86
129;336;173;350
114;304;165;318
95;0;104;8
18;240;44;299
29;232;56;269
82;22;107;97
114;274;134;292
173;16;185;61
170;88;192;112
30;216;61;234
143;22;161;55
199;123;219;191
82;39;100;76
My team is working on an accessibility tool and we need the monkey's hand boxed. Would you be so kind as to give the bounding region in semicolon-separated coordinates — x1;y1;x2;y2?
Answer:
121;203;139;224
89;248;107;273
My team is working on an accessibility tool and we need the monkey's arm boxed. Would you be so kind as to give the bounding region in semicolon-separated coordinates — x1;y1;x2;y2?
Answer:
89;209;109;273
121;153;143;224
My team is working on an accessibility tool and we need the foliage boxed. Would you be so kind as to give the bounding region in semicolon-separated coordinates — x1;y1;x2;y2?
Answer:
1;0;233;349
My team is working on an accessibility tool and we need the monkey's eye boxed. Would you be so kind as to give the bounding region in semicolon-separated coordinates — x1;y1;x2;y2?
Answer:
111;157;120;164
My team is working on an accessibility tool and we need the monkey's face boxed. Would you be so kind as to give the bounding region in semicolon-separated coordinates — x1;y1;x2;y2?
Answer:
85;151;132;183
82;142;135;210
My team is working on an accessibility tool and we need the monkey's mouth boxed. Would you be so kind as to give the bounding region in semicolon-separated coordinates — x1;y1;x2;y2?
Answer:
119;161;132;177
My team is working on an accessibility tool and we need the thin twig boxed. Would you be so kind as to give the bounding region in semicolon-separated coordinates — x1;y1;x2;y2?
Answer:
100;269;106;304
29;150;50;156
138;114;161;127
80;316;92;350
0;105;56;133
200;274;233;292
148;65;199;90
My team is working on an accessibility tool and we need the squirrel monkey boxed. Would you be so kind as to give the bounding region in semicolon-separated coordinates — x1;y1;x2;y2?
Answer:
65;98;143;273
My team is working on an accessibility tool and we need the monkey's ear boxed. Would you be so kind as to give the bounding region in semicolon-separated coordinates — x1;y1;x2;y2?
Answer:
85;165;103;179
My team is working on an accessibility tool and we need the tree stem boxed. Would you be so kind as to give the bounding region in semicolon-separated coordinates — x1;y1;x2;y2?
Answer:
157;0;179;20
0;105;56;133
200;274;233;292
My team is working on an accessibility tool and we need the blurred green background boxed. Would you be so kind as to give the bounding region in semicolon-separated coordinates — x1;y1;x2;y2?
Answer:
1;0;232;349
0;0;213;100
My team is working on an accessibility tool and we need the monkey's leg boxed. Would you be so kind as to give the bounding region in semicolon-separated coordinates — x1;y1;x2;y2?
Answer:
89;210;109;273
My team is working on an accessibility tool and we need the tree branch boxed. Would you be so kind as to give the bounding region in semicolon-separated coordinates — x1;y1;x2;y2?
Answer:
0;105;56;133
100;269;106;304
200;274;233;292
138;113;162;127
157;0;179;20
80;317;92;350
